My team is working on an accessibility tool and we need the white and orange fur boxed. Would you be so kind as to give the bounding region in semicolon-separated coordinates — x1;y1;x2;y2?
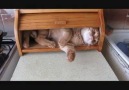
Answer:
23;27;99;62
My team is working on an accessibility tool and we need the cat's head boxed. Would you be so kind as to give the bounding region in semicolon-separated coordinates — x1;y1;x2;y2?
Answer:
81;27;99;45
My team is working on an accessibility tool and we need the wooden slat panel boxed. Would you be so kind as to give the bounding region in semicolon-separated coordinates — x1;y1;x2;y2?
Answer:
22;44;99;53
14;9;104;54
97;9;105;51
20;13;99;22
19;12;100;30
14;9;23;56
19;9;100;14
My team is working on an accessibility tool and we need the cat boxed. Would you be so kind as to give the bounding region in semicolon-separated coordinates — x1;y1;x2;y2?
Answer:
23;27;99;62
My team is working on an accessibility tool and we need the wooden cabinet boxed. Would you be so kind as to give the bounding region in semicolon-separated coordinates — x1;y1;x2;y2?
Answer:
14;9;105;56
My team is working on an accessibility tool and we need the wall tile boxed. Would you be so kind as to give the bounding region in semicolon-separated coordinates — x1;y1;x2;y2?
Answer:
103;9;110;23
124;18;129;29
0;9;7;14
0;16;4;32
4;9;14;14
105;9;128;29
1;14;14;36
124;10;129;29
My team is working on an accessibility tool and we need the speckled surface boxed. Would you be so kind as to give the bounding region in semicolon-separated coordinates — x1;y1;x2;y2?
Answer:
11;50;118;81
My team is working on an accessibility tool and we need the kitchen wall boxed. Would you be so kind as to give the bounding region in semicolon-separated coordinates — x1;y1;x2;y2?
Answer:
0;9;129;37
0;9;14;37
104;9;129;29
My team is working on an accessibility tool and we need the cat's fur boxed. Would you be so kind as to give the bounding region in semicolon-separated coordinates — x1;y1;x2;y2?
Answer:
23;27;99;62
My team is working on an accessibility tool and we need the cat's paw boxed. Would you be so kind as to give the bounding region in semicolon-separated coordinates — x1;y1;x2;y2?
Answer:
23;43;29;48
47;41;56;48
67;50;76;62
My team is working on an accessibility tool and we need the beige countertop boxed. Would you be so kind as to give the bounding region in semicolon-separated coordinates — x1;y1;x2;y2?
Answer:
11;50;118;81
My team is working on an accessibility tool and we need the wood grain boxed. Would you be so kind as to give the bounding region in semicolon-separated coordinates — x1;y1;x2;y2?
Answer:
19;9;99;13
14;9;105;55
14;9;23;56
98;9;105;51
19;12;100;30
22;44;98;53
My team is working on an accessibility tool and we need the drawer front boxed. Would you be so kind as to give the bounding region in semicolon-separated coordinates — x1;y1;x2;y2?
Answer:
19;12;100;30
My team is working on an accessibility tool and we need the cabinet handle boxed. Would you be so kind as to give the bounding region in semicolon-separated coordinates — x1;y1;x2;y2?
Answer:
55;20;67;25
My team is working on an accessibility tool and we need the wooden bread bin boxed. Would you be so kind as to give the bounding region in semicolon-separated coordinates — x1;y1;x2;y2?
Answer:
14;9;105;56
